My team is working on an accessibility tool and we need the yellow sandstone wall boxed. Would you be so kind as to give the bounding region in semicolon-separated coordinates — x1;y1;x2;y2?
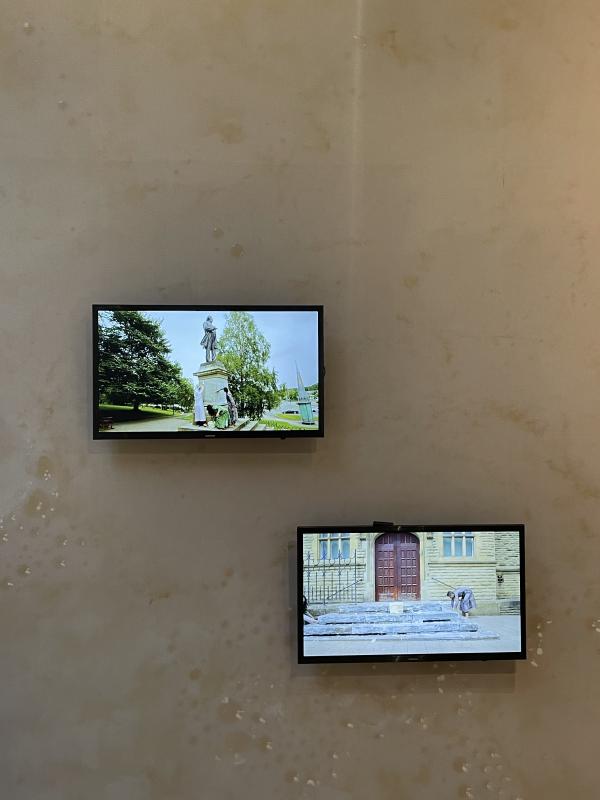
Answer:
495;532;521;600
2;2;599;799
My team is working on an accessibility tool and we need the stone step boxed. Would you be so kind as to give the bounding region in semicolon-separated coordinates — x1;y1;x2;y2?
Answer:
230;419;249;431
336;601;447;614
239;420;259;431
315;611;461;625
403;602;451;613
304;621;479;636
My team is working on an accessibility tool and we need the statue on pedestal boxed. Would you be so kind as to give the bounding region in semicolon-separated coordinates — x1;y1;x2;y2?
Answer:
195;316;231;418
200;316;217;363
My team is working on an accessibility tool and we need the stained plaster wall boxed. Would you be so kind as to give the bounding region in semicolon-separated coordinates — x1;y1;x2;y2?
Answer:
2;2;600;799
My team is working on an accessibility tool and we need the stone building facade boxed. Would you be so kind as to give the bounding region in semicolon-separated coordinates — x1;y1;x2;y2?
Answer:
302;530;521;614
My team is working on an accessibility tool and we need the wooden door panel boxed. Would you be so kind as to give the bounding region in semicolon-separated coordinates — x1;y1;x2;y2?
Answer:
376;533;420;601
376;533;398;600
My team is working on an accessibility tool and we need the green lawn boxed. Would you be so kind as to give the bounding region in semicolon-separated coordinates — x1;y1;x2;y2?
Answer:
260;418;319;431
98;404;190;422
276;411;319;422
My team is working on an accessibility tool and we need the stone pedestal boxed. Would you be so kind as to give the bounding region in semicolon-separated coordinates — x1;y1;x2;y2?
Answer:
194;360;229;409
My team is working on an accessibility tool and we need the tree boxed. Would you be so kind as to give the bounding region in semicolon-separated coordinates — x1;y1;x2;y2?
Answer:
218;311;278;419
97;310;190;411
305;382;319;401
176;378;195;412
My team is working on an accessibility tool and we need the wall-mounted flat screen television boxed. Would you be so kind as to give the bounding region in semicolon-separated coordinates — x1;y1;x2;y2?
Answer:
297;524;526;663
93;305;324;439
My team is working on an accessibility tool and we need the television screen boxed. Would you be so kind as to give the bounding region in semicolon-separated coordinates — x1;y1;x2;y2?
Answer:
93;305;323;439
298;525;526;663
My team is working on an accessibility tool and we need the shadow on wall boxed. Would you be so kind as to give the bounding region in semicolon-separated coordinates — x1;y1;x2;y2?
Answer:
90;438;318;457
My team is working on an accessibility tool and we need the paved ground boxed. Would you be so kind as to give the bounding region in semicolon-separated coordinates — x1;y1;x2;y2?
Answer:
302;615;522;658
111;414;309;433
108;408;320;433
110;416;193;433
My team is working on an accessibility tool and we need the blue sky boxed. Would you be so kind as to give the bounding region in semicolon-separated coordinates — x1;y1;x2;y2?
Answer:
134;309;320;387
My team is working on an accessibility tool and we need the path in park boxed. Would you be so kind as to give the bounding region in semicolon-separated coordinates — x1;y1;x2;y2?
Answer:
110;416;191;433
110;413;315;434
110;417;273;433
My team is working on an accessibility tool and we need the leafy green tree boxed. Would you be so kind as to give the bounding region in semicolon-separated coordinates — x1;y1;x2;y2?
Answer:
98;310;190;410
176;378;195;412
218;311;278;419
278;383;299;402
306;382;319;400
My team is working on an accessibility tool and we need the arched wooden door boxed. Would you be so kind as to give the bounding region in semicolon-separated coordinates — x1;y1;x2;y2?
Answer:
375;533;420;601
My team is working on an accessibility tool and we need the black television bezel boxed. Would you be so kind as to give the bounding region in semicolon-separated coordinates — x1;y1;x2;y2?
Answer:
92;304;324;440
297;524;526;664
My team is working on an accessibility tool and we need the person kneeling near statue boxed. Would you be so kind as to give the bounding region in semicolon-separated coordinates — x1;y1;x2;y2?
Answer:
206;404;230;429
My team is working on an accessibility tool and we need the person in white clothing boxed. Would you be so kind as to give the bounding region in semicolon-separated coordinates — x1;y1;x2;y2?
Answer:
194;381;207;426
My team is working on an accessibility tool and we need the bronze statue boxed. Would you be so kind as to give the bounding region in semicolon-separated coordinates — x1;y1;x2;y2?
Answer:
200;316;217;363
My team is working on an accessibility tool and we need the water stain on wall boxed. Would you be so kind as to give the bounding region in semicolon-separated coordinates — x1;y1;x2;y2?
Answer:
34;455;54;481
208;116;245;144
24;488;50;516
578;518;595;540
303;111;331;153
217;699;242;724
546;458;600;500
486;403;547;437
125;182;161;205
497;16;520;32
148;590;172;605
376;28;429;67
308;238;364;253
440;337;454;365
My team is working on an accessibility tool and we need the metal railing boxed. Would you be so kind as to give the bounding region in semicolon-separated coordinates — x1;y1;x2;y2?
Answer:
303;549;364;605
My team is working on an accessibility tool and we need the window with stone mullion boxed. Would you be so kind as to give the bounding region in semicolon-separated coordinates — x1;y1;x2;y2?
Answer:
318;532;351;560
443;532;474;558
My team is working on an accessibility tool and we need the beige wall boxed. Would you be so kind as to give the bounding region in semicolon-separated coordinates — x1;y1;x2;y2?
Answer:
2;2;599;798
